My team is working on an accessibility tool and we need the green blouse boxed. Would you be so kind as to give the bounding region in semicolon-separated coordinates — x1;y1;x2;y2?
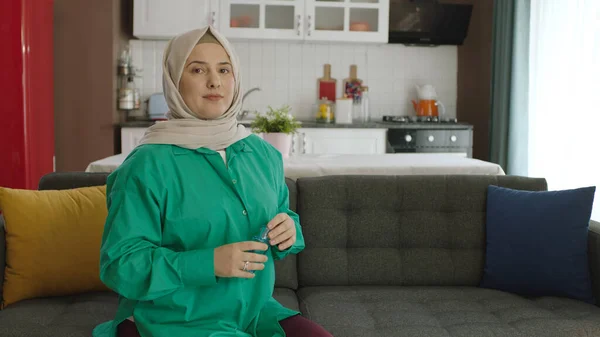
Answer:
92;134;305;337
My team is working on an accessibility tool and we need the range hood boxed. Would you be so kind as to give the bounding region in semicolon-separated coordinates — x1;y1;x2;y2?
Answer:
388;0;473;46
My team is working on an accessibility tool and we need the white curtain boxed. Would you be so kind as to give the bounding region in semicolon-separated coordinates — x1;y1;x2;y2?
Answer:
528;0;600;221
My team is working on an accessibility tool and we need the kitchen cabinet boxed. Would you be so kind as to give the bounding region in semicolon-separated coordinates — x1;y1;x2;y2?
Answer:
219;0;389;43
120;126;387;156
219;0;306;40
305;0;389;43
121;127;148;154
133;0;389;43
292;128;387;155
133;0;219;39
119;126;265;155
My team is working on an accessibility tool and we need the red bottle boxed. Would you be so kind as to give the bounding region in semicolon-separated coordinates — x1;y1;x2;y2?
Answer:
317;64;337;102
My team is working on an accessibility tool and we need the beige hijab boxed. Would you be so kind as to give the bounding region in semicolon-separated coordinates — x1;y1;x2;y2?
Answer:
138;26;250;151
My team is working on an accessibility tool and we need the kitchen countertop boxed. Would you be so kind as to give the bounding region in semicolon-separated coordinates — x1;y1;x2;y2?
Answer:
117;120;156;127
293;121;473;129
118;120;473;130
85;153;504;177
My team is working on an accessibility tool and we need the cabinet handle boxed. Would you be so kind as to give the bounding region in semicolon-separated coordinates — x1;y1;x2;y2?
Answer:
296;14;302;36
211;11;216;26
302;133;306;154
307;15;312;36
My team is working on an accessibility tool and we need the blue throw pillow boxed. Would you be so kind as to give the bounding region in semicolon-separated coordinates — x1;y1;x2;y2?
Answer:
480;185;596;304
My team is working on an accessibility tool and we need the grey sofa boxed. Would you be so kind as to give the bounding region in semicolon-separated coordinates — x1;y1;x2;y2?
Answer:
1;172;600;337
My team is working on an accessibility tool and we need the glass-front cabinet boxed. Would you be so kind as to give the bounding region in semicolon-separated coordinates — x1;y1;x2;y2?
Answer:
304;0;389;43
132;0;389;43
219;0;389;43
219;0;306;40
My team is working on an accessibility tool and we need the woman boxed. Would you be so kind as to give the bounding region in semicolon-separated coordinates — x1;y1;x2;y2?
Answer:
92;26;332;337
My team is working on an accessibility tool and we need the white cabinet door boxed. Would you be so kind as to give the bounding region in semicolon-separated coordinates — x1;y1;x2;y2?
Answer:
133;0;216;39
305;0;389;43
292;128;387;155
219;0;305;40
121;127;148;154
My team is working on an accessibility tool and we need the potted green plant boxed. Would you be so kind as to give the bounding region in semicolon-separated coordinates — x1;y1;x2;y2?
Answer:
250;105;301;158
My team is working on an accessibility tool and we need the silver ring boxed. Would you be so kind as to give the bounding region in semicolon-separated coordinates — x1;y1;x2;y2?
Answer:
242;261;249;272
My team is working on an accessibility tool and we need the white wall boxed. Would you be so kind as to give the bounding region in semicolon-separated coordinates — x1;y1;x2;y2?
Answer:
128;39;457;121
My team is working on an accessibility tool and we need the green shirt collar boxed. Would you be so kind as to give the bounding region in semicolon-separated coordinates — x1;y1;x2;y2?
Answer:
171;138;253;156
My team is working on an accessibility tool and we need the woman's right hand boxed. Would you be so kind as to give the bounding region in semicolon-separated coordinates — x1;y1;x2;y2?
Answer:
213;241;269;278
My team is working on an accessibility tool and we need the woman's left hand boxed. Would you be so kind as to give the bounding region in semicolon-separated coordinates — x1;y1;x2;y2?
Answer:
266;213;296;251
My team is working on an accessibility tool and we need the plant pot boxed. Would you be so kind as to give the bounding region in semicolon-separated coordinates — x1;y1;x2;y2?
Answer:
263;133;292;158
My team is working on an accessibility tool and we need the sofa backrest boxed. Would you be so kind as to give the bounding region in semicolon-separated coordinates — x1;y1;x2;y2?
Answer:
0;173;551;297
0;172;299;299
295;175;548;287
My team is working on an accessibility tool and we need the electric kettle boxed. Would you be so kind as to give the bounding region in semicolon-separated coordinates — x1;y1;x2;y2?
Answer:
412;84;445;117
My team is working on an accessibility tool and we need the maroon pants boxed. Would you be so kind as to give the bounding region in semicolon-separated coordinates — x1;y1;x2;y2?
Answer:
117;315;333;337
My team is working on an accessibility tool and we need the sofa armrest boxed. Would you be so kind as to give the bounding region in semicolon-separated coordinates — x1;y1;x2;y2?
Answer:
588;220;600;306
0;215;5;306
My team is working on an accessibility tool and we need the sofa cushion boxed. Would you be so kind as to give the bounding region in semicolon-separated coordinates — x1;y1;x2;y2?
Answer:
296;175;547;287
0;288;298;337
481;185;596;304
0;291;118;337
272;178;299;290
0;173;111;309
0;185;111;308
273;287;300;312
297;286;600;337
0;172;113;311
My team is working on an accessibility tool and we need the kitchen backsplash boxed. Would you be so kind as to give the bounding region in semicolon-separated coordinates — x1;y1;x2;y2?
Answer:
128;39;457;121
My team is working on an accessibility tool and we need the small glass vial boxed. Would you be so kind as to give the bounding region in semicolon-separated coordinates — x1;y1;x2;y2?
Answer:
249;226;271;273
252;226;270;247
361;86;370;122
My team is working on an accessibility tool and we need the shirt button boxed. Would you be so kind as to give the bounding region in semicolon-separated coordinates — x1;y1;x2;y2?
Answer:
232;179;237;184
242;210;247;216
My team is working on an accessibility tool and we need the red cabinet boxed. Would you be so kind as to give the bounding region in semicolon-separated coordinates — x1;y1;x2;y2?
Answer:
0;0;54;189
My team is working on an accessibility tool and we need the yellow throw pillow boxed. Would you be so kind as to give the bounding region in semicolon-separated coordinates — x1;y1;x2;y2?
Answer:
0;185;111;308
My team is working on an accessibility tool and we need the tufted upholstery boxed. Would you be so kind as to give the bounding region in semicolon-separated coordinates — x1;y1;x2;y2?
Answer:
296;175;547;287
297;286;600;337
0;292;117;337
2;172;600;337
0;289;299;337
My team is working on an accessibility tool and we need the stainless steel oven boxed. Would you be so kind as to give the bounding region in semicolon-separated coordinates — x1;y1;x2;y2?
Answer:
387;128;473;157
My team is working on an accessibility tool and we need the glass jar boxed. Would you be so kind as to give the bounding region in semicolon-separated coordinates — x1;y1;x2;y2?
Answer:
316;97;335;123
360;86;370;122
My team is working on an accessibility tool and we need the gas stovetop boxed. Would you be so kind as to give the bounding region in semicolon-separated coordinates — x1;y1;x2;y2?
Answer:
382;115;459;124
